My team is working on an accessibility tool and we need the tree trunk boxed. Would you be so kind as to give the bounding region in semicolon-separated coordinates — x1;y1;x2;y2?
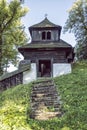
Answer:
0;35;3;76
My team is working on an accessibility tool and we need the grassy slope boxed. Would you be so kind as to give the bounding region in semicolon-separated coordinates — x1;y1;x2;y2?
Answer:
54;62;87;130
0;62;87;130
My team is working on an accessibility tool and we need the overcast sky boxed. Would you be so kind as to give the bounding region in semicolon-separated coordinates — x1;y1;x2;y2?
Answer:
21;0;76;47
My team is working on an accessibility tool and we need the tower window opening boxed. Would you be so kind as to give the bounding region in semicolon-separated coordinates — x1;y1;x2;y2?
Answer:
47;31;51;40
42;31;51;40
42;31;46;40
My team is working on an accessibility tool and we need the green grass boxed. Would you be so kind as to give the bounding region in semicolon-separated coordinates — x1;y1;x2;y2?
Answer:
0;61;87;130
0;83;32;130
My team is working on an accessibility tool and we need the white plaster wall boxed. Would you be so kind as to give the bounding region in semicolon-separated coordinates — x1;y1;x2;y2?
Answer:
53;63;72;77
23;63;37;84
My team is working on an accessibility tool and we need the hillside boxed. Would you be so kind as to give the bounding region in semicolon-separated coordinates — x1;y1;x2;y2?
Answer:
0;61;87;130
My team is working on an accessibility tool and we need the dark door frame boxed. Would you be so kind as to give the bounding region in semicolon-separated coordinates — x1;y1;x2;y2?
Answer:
37;58;53;77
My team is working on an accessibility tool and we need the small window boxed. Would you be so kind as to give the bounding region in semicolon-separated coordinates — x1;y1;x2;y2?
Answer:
42;31;46;40
47;31;51;40
42;31;51;40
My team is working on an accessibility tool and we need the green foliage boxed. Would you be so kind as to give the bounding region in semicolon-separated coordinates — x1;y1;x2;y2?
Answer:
0;61;87;129
64;0;87;60
0;83;32;130
0;0;29;74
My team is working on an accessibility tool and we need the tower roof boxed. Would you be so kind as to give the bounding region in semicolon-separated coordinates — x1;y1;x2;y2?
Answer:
29;17;62;29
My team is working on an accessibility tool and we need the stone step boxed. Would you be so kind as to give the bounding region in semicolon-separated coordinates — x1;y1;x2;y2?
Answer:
32;79;53;84
32;84;55;90
31;101;61;106
31;93;58;99
31;100;60;106
31;106;61;112
33;83;54;88
30;102;61;112
30;79;62;120
31;98;60;104
32;88;56;93
31;90;58;96
31;95;59;100
30;111;62;120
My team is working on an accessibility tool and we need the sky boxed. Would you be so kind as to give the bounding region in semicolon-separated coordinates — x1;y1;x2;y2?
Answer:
8;0;76;71
21;0;76;47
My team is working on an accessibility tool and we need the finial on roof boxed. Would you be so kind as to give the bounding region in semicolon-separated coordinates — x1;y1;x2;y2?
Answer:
45;13;48;19
20;0;24;4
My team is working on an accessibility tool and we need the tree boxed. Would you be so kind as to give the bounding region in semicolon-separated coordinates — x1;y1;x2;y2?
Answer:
0;0;28;75
64;0;87;60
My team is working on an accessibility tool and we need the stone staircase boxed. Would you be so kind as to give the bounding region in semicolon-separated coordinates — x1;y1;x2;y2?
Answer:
30;79;62;120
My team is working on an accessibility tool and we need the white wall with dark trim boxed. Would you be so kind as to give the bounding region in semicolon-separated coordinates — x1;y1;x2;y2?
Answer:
23;63;37;84
23;63;72;84
53;63;71;77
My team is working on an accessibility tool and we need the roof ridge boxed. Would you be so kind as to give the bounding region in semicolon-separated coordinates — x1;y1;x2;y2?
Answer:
29;17;61;28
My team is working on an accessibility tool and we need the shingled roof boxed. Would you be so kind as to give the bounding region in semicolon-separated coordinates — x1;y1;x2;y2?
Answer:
18;39;72;51
29;17;62;29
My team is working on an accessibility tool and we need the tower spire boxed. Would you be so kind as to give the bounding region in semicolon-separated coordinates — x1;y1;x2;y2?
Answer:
20;0;24;4
45;14;48;19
